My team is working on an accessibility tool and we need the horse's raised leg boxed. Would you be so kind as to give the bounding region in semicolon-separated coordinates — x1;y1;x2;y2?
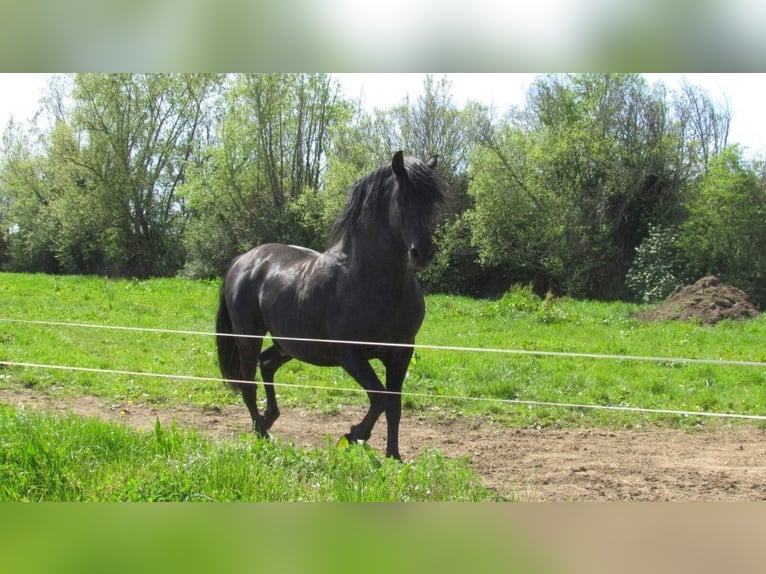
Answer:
340;348;387;450
259;345;292;430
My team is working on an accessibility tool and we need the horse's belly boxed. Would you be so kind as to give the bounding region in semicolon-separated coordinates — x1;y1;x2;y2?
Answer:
270;337;343;367
269;316;419;367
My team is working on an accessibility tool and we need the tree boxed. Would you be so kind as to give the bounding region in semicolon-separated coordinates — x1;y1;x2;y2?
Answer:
468;73;693;298
0;120;59;272
0;74;223;277
673;79;731;175
182;74;347;278
467;121;556;292
678;146;766;306
61;73;221;277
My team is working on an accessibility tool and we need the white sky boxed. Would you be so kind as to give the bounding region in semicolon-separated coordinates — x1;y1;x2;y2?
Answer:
2;73;765;156
0;73;49;128
334;73;766;157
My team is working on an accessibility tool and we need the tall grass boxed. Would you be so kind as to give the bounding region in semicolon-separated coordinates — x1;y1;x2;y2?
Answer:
0;404;495;501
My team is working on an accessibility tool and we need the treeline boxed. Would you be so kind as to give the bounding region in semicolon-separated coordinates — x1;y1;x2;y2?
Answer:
2;73;765;306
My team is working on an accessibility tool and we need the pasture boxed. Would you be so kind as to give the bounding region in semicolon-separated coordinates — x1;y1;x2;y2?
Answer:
1;272;766;500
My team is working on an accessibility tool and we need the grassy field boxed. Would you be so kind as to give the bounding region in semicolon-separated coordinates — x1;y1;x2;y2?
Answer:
1;272;765;500
1;273;765;427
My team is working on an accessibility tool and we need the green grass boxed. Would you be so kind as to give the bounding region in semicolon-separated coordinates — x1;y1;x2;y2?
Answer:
0;274;226;405
0;403;494;501
415;288;766;427
2;273;766;430
2;273;765;501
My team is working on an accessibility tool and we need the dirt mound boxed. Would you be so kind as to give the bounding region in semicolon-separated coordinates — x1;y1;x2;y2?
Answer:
636;276;759;325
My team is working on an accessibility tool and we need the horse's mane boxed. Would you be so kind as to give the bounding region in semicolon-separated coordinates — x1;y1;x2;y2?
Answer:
330;156;445;243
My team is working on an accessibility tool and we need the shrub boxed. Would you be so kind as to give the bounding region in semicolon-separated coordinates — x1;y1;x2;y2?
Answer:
625;224;685;303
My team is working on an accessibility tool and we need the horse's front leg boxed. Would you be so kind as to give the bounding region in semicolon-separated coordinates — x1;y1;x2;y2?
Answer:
339;348;387;448
381;348;413;461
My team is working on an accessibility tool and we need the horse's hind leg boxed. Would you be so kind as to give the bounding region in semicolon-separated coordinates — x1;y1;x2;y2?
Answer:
240;383;269;437
235;336;270;437
259;345;292;430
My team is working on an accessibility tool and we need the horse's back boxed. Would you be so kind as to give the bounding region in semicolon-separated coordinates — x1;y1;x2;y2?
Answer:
227;243;319;289
230;243;319;274
224;241;333;331
223;243;317;326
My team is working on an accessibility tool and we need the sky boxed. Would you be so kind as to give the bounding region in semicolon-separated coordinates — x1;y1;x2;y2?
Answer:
333;73;766;157
2;73;765;157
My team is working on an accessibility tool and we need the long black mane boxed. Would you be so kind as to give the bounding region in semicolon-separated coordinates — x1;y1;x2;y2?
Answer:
330;156;445;242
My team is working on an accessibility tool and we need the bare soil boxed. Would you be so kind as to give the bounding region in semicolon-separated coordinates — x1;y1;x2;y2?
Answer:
3;385;766;501
636;276;760;325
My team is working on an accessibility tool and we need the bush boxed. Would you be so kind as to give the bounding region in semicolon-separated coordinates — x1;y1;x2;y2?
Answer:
625;224;685;303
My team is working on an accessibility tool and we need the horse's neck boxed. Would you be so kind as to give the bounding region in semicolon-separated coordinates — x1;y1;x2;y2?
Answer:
333;233;410;283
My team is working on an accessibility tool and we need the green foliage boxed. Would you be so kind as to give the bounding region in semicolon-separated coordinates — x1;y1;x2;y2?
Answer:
466;124;552;289
678;147;766;307
285;186;344;251
419;214;492;295
0;73;755;304
625;224;686;303
1;74;220;278
69;74;220;277
0;122;60;272
181;74;349;278
468;74;693;299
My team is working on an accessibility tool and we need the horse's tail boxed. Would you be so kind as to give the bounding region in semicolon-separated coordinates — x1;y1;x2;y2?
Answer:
216;284;242;391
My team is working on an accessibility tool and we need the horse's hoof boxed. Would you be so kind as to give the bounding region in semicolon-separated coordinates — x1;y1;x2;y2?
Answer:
263;410;280;430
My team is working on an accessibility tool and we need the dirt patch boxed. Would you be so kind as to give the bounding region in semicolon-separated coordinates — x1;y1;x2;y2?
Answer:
3;385;766;501
636;276;760;325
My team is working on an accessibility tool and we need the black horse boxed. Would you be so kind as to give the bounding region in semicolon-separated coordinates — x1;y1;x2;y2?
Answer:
216;151;444;460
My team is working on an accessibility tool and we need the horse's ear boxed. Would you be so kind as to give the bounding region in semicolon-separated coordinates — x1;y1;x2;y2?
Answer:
427;155;438;169
392;151;405;176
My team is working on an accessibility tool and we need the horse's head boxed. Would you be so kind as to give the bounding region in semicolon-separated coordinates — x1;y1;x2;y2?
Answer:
390;151;444;271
